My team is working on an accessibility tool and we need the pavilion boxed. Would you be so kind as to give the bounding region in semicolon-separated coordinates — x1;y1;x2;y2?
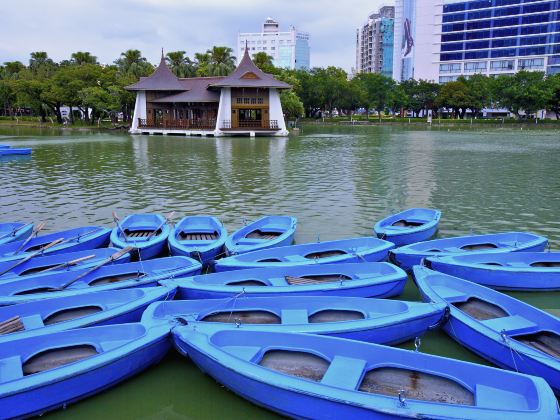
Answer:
126;48;291;137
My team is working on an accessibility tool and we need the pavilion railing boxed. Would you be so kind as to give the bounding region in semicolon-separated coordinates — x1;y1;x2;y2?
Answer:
138;118;216;130
220;120;280;130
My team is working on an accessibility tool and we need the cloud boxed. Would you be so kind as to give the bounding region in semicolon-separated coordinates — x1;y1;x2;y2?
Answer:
1;0;387;71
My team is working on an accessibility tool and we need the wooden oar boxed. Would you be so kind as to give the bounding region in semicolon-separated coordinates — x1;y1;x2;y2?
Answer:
14;221;46;254
0;222;33;241
145;212;175;240
0;238;64;277
112;212;128;242
32;254;96;275
52;246;135;291
0;316;24;335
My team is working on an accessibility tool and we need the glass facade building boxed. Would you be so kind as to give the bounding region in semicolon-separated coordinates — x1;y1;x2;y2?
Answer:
355;6;395;78
394;0;560;82
439;0;560;81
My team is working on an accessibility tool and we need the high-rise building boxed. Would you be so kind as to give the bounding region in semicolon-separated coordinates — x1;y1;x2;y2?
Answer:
238;18;310;70
393;0;560;83
356;6;395;77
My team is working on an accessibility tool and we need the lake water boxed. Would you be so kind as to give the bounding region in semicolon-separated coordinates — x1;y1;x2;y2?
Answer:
1;125;559;418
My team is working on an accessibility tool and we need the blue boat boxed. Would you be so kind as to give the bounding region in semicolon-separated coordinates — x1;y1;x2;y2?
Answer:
168;215;227;264
142;296;446;345
172;326;558;419
0;256;200;305
0;287;175;343
0;148;32;156
425;252;560;291
0;145;9;148
0;222;33;246
215;237;395;272
413;265;560;394
0;226;112;259
389;232;548;272
225;216;297;255
162;263;406;300
0;247;130;280
374;208;441;246
0;322;170;418
111;213;172;259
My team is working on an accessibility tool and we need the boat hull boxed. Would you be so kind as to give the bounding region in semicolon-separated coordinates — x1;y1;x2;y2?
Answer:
225;216;297;255
0;325;170;418
169;216;227;264
0;148;31;156
374;208;441;247
0;223;33;246
110;214;171;260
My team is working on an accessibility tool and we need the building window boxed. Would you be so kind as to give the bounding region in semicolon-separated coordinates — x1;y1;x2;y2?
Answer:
236;98;243;104
257;98;264;104
439;75;458;83
490;60;514;71
440;63;461;73
243;98;250;104
518;58;544;70
464;61;487;73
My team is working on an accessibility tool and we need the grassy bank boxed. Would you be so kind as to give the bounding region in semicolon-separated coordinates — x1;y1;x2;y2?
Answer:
0;117;127;131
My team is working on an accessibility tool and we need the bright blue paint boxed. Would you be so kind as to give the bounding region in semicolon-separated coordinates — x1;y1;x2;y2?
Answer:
110;213;171;260
374;208;441;246
0;148;31;156
0;222;33;246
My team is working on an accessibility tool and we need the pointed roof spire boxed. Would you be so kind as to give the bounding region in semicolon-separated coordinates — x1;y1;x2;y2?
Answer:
125;49;186;91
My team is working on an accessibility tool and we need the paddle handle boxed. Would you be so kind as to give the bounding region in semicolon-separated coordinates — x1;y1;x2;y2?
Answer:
146;212;175;240
112;212;128;243
0;222;32;241
0;238;64;277
14;221;46;254
36;254;96;275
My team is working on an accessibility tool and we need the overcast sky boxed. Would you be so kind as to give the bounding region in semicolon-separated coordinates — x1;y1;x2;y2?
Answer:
0;0;388;71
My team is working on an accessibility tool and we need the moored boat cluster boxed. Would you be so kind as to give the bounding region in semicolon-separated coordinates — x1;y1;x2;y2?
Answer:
0;210;559;419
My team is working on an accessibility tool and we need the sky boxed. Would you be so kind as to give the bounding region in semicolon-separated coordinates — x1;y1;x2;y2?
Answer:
0;0;388;72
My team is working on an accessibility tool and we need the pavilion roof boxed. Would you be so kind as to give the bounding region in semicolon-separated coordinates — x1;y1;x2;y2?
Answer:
209;47;291;89
125;54;186;91
151;77;224;103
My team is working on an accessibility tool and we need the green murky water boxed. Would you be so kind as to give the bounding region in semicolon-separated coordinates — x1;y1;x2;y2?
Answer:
0;125;559;418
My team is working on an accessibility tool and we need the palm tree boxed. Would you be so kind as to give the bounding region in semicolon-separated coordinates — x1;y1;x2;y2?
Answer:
29;52;56;76
114;50;153;77
70;51;97;66
194;52;211;77
252;52;275;73
166;51;196;78
206;46;236;76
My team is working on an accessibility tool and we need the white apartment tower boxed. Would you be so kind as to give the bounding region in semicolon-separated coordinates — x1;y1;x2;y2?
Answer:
238;18;311;70
356;6;395;78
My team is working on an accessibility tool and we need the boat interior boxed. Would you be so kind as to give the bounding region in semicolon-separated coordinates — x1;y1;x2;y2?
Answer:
304;250;347;260
44;306;103;325
391;220;425;228
460;243;499;251
258;349;475;405
452;297;509;321
512;331;560;358
285;274;352;285
200;309;365;324
124;229;161;238
245;230;282;240
179;231;219;241
22;344;98;375
530;261;560;268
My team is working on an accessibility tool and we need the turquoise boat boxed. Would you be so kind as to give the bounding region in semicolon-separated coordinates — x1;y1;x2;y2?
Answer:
172;326;558;419
425;252;560;291
0;148;31;156
162;263;406;300
0;287;174;343
0;222;33;246
110;213;172;259
168;215;227;264
0;226;111;258
0;257;200;305
215;237;394;272
142;296;446;345
414;265;560;395
374;208;441;246
0;247;130;280
389;232;548;272
0;323;170;418
225;216;297;255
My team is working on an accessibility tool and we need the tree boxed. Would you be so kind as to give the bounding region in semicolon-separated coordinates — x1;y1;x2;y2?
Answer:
354;73;395;120
70;51;98;66
280;90;304;120
2;61;26;79
436;77;470;118
252;52;275;73
464;74;491;117
194;52;211;77
206;46;236;76
312;67;348;115
114;49;153;78
166;51;196;78
546;73;560;119
492;71;549;118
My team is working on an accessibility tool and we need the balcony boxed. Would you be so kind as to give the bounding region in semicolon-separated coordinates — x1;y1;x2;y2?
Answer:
221;120;280;130
138;118;216;130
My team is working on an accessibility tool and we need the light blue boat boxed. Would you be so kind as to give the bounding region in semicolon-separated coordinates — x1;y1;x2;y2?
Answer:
0;148;31;156
0;287;175;343
110;213;171;260
0;226;111;258
413;265;560;394
225;216;297;255
169;216;227;264
389;232;548;272
0;145;9;148
172;326;558;419
374;208;441;246
162;263;406;300
0;323;170;418
0;222;33;246
142;296;446;345
0;257;200;305
425;252;560;291
0;247;130;280
215;237;395;272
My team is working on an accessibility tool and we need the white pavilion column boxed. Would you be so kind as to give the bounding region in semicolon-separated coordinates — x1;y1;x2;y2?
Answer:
215;88;231;136
268;88;288;136
130;91;147;133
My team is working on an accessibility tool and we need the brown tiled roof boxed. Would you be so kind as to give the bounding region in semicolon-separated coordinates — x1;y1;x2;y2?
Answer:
209;48;291;89
151;77;224;103
125;55;186;91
